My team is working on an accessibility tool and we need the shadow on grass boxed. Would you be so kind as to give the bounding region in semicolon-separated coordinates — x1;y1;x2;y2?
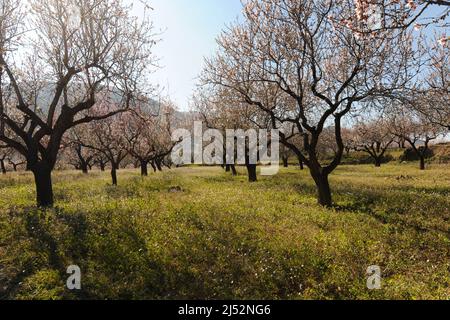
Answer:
332;185;450;236
0;207;92;299
289;174;449;236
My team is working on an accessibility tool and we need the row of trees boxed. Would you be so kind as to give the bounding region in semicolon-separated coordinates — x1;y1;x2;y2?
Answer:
196;0;449;207
0;99;178;183
0;0;159;206
67;100;177;185
0;0;448;208
346;115;445;170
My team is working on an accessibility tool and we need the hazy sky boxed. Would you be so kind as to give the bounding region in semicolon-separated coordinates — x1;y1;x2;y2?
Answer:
132;0;243;110
132;1;446;111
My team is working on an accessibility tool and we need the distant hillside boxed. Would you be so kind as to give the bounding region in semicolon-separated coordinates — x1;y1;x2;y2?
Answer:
35;84;159;111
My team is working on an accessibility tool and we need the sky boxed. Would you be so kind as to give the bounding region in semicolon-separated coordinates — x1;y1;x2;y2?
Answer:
131;0;244;111
130;1;447;112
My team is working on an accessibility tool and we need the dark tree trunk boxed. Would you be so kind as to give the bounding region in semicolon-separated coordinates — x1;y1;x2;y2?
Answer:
140;160;148;176
150;161;157;172
400;139;406;149
225;164;231;172
99;161;106;172
282;157;289;168
81;162;89;174
111;165;118;186
299;158;304;170
246;164;257;182
420;155;425;171
12;163;18;172
230;165;237;176
375;157;382;168
0;159;6;174
311;171;332;207
76;146;89;174
155;159;163;172
31;163;54;207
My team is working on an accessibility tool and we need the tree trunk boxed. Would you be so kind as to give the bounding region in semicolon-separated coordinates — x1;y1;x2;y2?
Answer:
230;165;237;176
31;163;54;207
81;162;89;174
420;156;425;170
400;139;406;149
99;161;106;172
375;157;382;168
140;160;148;176
155;159;163;172
0;159;6;174
299;158;304;170
150;161;157;172
246;164;257;182
282;157;289;168
312;172;332;207
111;166;118;186
225;164;231;172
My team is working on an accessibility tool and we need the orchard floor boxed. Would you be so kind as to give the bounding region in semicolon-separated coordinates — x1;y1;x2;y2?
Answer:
0;164;449;300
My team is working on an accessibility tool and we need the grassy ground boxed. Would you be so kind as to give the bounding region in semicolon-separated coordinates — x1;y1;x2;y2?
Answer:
0;164;449;300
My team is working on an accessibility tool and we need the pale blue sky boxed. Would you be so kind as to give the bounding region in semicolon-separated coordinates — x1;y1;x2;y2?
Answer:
133;2;447;111
132;0;243;110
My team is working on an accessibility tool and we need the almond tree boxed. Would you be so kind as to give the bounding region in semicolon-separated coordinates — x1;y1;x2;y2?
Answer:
352;0;449;35
192;88;246;178
193;86;275;182
93;154;110;172
0;0;156;206
62;127;97;174
342;128;358;156
124;100;177;176
353;118;396;167
80;108;129;185
415;44;449;130
202;0;418;206
391;110;444;170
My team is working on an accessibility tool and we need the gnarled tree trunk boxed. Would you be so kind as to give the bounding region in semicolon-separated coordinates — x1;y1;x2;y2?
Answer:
282;156;289;168
0;159;6;174
375;157;382;168
299;158;304;170
81;161;89;174
311;171;332;207
155;159;163;172
419;155;425;171
246;164;257;182
31;162;54;207
111;165;118;186
140;160;148;176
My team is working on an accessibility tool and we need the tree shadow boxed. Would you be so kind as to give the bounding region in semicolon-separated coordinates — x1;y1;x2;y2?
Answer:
332;186;450;237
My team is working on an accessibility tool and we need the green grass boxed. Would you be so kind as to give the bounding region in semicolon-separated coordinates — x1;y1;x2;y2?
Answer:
0;164;449;300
